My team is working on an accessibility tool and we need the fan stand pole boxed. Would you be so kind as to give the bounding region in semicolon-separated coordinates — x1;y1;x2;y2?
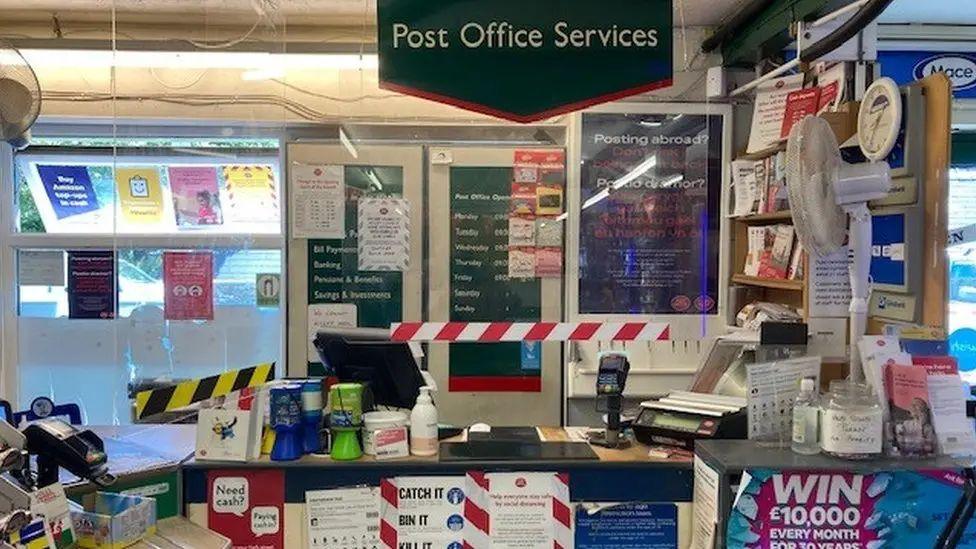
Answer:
846;203;873;384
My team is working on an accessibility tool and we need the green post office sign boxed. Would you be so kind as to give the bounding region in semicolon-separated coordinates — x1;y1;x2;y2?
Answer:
377;0;673;123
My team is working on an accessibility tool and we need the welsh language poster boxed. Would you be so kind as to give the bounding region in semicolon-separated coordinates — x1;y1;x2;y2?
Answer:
579;112;722;315
169;166;223;227
222;165;280;224
67;250;115;319
163;251;214;321
207;469;284;549
728;469;976;548
115;166;164;224
36;165;100;220
380;476;466;549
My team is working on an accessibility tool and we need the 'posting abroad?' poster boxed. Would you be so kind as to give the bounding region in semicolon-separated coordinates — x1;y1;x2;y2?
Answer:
579;112;721;315
67;251;115;319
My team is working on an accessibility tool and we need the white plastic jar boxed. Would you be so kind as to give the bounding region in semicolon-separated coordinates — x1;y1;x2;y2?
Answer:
362;411;408;455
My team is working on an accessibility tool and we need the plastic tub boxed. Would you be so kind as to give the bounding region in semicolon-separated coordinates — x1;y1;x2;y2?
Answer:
362;411;408;455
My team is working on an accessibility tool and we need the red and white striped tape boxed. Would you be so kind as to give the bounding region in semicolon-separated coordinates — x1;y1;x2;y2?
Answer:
552;473;572;549
463;472;491;549
379;479;398;549
391;322;670;342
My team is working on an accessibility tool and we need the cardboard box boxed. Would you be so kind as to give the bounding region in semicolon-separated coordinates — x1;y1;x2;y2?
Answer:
70;492;157;549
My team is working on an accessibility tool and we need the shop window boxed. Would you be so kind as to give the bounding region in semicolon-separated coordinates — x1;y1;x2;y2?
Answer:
6;133;285;424
948;133;976;382
15;139;280;235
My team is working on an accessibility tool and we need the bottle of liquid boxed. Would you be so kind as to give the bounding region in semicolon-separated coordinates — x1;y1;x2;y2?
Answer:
410;386;438;456
791;378;821;455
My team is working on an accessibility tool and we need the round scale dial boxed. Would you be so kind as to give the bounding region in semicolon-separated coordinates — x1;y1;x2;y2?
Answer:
857;77;903;162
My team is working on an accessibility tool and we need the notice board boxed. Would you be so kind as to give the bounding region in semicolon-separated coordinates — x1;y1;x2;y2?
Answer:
306;167;404;375
287;144;423;378
449;166;543;391
428;147;563;426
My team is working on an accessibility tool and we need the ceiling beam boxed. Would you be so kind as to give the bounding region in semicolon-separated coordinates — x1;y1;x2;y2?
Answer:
719;0;835;66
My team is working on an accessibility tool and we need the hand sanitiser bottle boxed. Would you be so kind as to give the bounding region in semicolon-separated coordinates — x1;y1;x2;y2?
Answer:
791;378;821;455
410;387;438;456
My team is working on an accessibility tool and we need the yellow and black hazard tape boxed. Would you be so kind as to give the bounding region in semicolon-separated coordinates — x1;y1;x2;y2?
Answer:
134;362;275;421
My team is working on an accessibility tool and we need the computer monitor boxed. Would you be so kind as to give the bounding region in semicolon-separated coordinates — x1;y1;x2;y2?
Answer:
313;327;425;410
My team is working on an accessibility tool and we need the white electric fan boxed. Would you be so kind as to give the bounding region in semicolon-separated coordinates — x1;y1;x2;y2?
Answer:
0;42;41;150
785;78;902;382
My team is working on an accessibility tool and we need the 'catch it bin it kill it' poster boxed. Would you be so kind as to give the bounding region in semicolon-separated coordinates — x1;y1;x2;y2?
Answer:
728;469;976;548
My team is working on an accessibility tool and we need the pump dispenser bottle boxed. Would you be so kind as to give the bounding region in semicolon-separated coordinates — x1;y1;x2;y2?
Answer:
410;386;438;456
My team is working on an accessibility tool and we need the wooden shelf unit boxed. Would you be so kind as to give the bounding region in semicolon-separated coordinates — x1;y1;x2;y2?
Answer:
729;106;859;320
731;274;804;291
733;210;793;223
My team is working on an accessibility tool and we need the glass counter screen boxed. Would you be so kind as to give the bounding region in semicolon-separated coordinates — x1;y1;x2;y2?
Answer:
651;412;702;431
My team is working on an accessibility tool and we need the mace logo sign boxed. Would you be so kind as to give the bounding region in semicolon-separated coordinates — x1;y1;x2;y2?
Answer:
913;54;976;91
377;0;674;123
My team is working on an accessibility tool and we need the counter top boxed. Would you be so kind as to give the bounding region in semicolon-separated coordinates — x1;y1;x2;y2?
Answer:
184;427;693;469
697;439;972;475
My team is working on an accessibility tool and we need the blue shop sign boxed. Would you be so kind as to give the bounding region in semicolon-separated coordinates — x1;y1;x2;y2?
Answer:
880;51;976;98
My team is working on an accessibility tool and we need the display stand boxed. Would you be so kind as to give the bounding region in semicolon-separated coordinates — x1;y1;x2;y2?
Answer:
695;439;971;549
729;108;858;321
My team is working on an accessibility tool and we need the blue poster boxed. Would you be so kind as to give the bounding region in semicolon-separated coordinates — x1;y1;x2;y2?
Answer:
520;341;541;372
880;50;976;99
36;165;100;219
870;212;907;287
575;503;678;549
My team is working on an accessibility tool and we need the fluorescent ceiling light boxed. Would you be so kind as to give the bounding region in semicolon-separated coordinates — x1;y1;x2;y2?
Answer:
612;155;657;190
659;174;684;188
581;188;610;211
582;155;659;211
339;126;359;159
366;169;383;191
240;67;286;81
19;49;378;71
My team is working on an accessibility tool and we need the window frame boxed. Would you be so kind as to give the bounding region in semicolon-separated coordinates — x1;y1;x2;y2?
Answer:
0;122;289;410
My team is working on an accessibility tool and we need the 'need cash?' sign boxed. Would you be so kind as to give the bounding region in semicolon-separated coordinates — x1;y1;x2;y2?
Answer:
377;0;673;122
